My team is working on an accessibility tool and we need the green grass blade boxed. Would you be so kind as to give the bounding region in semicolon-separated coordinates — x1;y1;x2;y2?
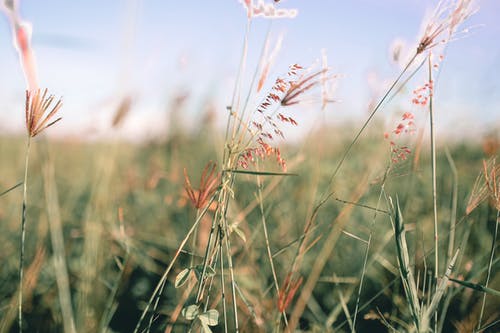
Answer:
391;196;421;328
449;278;500;297
424;249;460;319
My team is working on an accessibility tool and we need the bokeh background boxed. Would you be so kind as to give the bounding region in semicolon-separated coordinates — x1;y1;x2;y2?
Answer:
1;0;499;140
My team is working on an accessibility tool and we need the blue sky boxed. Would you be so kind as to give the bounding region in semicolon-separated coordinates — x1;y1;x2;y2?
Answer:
0;0;499;140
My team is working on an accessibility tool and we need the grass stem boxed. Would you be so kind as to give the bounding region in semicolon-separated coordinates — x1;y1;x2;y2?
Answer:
18;136;31;332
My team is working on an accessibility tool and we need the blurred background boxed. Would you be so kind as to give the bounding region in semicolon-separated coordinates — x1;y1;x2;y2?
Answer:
0;0;499;141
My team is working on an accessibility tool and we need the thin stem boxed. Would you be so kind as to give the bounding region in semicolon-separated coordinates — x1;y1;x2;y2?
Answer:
256;170;283;331
222;213;239;332
195;181;227;303
477;209;499;330
18;136;31;332
444;147;458;264
223;20;251;164
235;21;273;139
203;243;220;313
428;56;439;310
256;173;280;293
190;209;202;269
219;229;228;333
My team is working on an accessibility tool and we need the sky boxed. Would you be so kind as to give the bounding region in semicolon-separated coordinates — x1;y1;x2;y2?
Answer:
0;0;499;141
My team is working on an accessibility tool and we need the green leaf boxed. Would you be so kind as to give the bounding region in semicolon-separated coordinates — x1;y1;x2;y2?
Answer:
181;304;199;320
199;309;219;326
174;268;192;288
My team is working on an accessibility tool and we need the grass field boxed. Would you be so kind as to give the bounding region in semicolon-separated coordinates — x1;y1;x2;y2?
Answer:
1;0;499;332
1;123;499;332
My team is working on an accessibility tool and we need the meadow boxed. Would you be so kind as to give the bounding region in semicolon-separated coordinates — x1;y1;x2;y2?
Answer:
1;0;499;332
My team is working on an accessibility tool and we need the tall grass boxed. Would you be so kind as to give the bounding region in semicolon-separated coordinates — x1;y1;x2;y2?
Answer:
1;1;498;333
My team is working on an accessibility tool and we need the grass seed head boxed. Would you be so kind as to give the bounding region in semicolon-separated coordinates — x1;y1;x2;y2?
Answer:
25;88;62;137
417;0;477;54
240;0;298;19
184;161;220;209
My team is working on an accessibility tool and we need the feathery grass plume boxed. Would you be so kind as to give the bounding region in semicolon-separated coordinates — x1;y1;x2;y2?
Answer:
481;158;500;210
416;0;477;55
184;161;220;209
466;158;500;214
239;63;337;171
468;158;500;330
239;0;297;19
281;66;331;107
25;88;63;137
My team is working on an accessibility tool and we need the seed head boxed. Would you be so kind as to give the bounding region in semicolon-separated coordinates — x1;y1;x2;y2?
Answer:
416;0;477;54
111;95;133;128
281;68;328;107
184;161;220;209
25;88;62;137
239;0;297;19
466;158;500;214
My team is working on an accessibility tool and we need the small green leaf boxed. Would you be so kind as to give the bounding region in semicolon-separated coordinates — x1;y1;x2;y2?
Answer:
199;309;219;326
181;304;199;320
175;268;191;288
